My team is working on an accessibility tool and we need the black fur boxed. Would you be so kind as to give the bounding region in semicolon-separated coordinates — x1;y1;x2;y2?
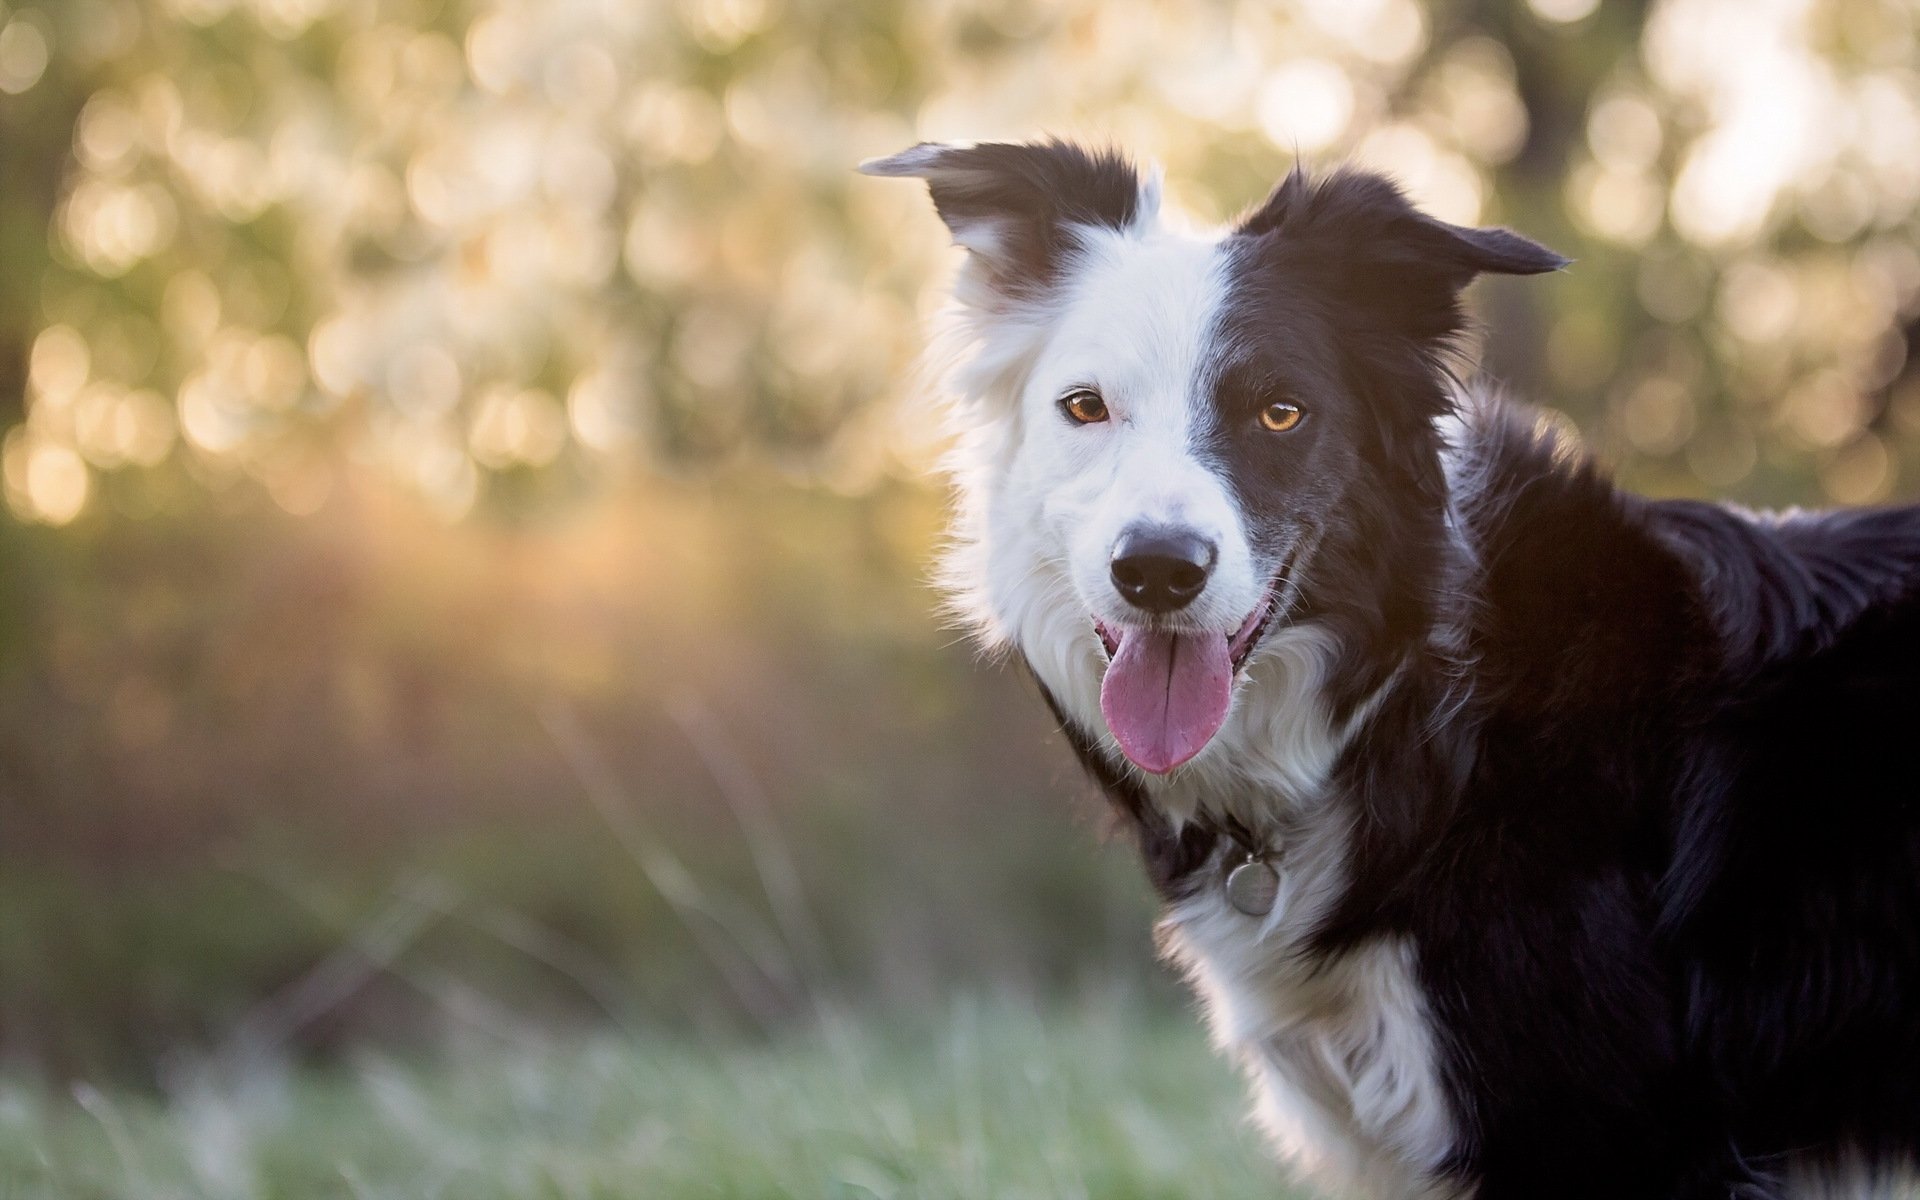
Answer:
1045;164;1919;1194
1367;418;1920;1196
1195;171;1570;744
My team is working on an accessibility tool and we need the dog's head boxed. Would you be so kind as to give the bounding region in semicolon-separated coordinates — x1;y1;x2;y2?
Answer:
865;140;1563;777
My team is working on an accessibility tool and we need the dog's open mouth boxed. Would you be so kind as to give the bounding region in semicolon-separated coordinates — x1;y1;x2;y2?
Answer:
1089;564;1292;777
1093;587;1279;672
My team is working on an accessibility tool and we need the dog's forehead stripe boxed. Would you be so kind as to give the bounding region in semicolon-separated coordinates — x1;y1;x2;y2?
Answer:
1183;237;1305;562
1051;226;1236;439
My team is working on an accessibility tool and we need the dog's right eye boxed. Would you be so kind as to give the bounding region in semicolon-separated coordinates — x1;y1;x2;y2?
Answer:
1061;388;1109;425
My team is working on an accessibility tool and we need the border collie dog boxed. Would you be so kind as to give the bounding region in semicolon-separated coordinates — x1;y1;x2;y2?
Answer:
862;139;1920;1199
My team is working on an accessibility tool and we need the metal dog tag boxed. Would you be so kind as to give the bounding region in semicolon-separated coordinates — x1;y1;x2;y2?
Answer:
1226;857;1279;917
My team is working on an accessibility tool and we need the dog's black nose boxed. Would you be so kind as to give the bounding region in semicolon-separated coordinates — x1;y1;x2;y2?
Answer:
1111;525;1215;614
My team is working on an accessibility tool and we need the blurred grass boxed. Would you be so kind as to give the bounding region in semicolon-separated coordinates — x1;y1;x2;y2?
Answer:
0;998;1292;1200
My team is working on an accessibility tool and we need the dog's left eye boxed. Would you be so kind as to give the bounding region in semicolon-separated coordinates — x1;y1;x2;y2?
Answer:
1061;388;1109;425
1258;401;1305;433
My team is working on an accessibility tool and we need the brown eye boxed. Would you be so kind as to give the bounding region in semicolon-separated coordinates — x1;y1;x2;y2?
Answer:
1061;388;1109;425
1258;401;1304;433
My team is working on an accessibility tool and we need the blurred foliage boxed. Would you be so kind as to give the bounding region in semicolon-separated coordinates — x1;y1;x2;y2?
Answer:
1;0;1920;1077
4;0;1920;521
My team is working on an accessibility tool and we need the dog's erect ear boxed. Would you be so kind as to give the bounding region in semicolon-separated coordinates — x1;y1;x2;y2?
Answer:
1237;167;1566;344
860;139;1153;293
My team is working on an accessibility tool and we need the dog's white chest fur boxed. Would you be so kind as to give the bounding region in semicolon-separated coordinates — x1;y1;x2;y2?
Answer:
1159;831;1462;1200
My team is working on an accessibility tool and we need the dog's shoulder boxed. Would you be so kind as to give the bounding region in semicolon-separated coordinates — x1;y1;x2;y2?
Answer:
1443;400;1703;711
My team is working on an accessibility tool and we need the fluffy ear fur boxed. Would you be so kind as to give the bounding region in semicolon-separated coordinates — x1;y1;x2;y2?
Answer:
860;139;1155;295
1236;166;1567;347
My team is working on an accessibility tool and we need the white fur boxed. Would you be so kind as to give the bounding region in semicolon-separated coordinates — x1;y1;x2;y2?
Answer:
946;222;1259;657
1780;1152;1920;1199
1171;927;1467;1200
929;174;1462;1198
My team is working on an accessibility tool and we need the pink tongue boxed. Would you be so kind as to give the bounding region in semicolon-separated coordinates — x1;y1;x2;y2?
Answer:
1099;628;1233;774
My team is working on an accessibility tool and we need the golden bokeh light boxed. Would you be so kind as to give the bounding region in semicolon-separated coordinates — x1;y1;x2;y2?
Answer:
469;386;566;470
1570;163;1665;246
1587;93;1664;174
567;367;646;456
29;324;90;403
1257;59;1355;153
2;0;1918;526
1527;0;1601;23
4;430;91;524
0;11;48;95
1822;430;1896;503
1432;40;1529;167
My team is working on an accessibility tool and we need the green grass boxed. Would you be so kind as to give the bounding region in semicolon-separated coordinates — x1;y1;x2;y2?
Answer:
0;998;1299;1200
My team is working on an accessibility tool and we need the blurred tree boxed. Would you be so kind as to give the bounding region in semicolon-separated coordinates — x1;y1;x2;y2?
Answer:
1;0;1917;522
0;3;83;426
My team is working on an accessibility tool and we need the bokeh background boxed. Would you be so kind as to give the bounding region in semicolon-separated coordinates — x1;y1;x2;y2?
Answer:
3;0;1920;1192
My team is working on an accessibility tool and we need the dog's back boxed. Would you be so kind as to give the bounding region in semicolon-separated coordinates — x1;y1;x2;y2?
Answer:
1422;408;1920;1195
1662;499;1920;1191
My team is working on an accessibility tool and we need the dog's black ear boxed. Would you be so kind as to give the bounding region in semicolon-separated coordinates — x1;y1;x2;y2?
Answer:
1238;167;1566;344
860;139;1152;293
